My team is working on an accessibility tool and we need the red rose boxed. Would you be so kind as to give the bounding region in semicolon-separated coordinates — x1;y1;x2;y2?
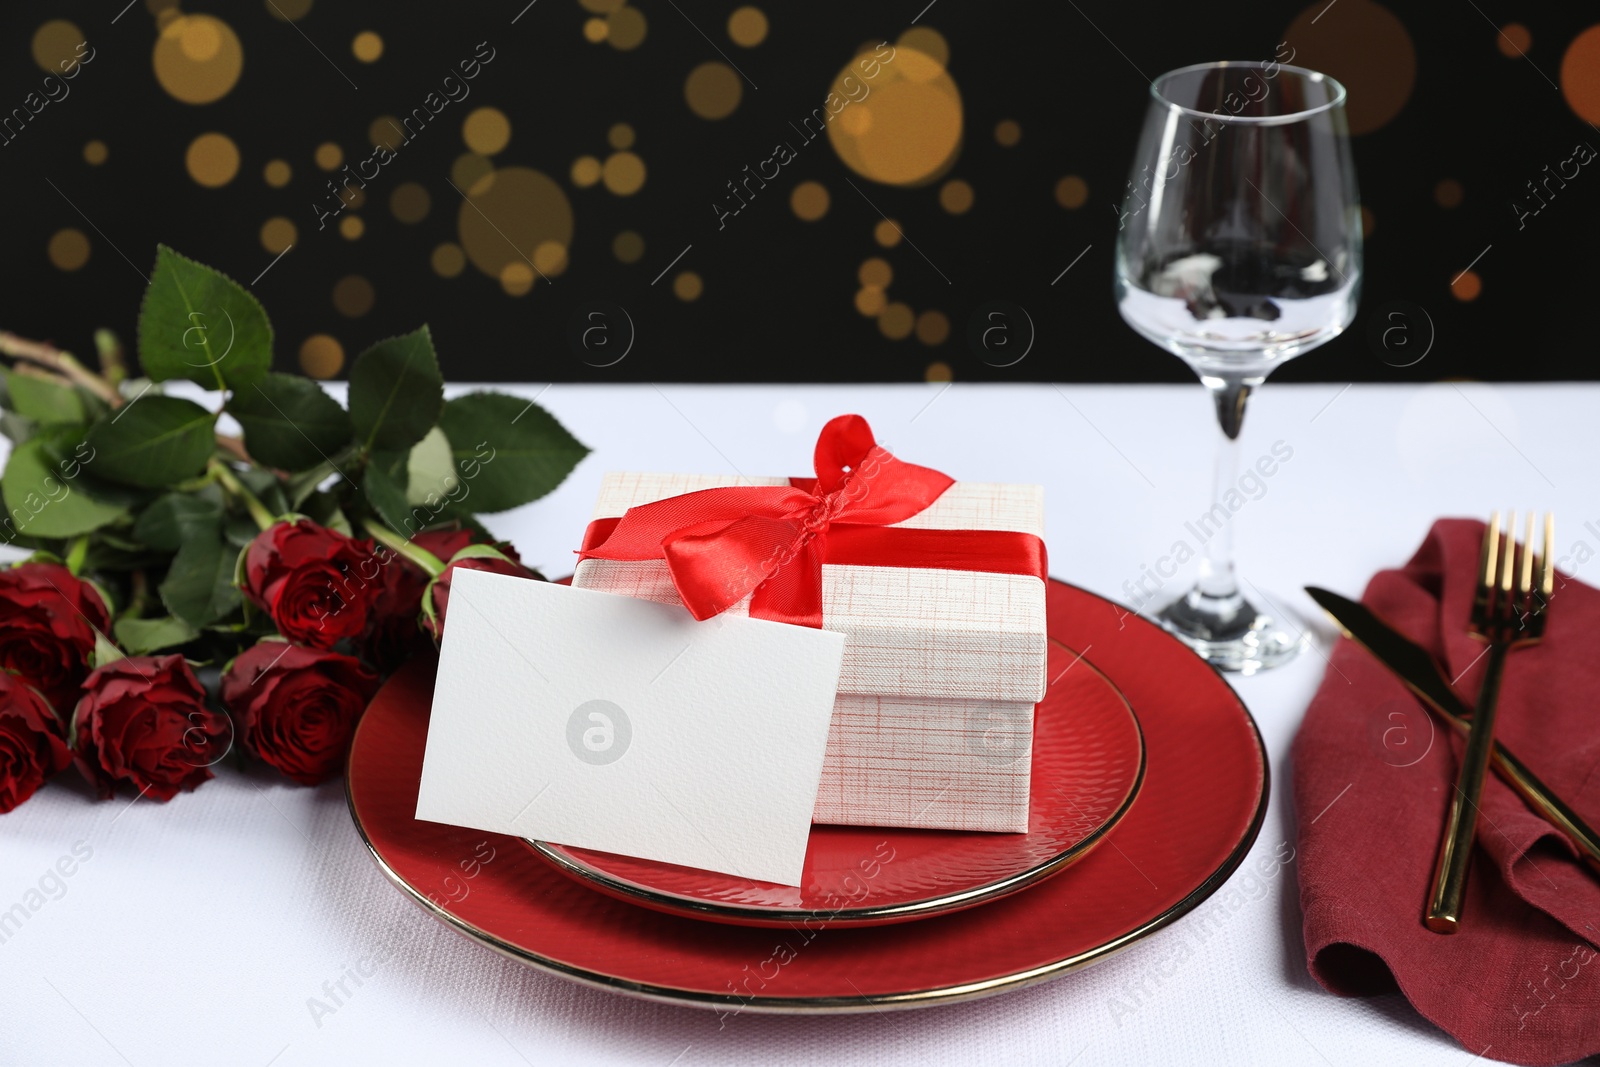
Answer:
241;519;381;649
72;655;229;801
422;545;545;639
0;561;112;716
0;673;73;813
221;642;379;785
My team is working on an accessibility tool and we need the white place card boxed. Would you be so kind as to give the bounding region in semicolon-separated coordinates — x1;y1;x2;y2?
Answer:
415;569;847;885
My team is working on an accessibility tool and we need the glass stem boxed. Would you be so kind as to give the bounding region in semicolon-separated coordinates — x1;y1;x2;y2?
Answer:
1194;372;1258;601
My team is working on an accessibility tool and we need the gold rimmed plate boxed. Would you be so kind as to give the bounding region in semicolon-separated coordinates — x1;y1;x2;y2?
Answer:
526;643;1145;927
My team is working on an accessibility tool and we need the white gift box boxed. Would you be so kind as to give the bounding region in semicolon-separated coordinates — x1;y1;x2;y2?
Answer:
572;472;1048;832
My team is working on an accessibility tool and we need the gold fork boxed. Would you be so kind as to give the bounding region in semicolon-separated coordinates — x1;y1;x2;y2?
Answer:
1425;511;1554;933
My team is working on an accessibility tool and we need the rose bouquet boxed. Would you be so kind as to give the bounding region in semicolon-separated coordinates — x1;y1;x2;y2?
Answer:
0;246;585;810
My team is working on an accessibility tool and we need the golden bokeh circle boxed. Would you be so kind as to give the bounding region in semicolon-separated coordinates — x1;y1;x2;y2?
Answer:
790;181;830;221
925;361;953;383
854;286;886;317
352;31;384;63
263;158;291;187
1360;206;1375;236
33;21;84;75
1498;23;1531;58
431;242;466;278
602;152;647;195
1055;175;1088;209
608;123;636;150
858;257;892;288
83;140;108;165
47;229;90;271
315;142;343;171
584;18;609;43
915;310;950;346
500;262;536;297
1284;0;1416;135
571;155;603;187
582;0;625;11
390;182;431;224
369;115;404;149
879;302;914;340
874;219;902;247
342;186;367;211
339;215;364;240
1562;26;1600;124
299;335;344;379
607;7;647;50
266;0;313;21
613;231;646;263
533;241;570;277
153;15;243;105
463;107;512;155
828;45;962;186
147;0;179;15
452;153;494;192
1434;179;1464;208
186;132;241;187
685;62;743;120
1451;270;1482;302
457;166;576;282
939;178;974;214
897;27;950;67
333;275;375;317
673;272;704;301
728;7;769;47
259;216;297;254
994;119;1021;147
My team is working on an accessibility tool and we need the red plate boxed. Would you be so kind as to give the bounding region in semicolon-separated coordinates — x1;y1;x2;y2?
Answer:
346;580;1267;1013
529;642;1145;927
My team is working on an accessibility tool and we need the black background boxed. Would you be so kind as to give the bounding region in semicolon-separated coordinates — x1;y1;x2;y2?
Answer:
3;0;1595;383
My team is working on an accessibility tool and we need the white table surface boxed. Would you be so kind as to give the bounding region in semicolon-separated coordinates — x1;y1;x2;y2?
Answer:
4;381;1594;1067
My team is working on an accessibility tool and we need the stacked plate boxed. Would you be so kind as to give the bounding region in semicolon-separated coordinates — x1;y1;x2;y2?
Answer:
346;580;1267;1012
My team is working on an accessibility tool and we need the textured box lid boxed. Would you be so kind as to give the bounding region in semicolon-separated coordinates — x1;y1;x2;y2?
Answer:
572;472;1047;704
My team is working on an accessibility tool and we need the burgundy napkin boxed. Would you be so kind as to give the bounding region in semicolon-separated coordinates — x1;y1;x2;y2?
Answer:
1292;518;1600;1066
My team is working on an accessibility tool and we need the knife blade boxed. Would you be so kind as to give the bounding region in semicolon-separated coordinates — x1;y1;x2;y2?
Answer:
1306;585;1600;874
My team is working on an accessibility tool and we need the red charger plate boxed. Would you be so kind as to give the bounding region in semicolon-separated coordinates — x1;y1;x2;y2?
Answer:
529;640;1145;927
346;579;1268;1012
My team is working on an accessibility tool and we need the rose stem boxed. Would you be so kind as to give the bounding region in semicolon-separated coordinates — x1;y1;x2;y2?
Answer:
361;517;446;578
209;459;276;531
0;332;120;406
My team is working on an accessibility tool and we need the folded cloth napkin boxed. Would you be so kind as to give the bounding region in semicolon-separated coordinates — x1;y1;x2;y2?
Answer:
1292;518;1600;1066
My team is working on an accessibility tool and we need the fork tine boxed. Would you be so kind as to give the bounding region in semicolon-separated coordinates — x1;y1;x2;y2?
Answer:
1475;511;1501;625
1541;513;1555;602
1499;510;1516;602
1519;511;1536;616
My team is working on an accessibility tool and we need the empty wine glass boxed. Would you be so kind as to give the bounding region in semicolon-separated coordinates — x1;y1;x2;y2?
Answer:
1114;61;1362;672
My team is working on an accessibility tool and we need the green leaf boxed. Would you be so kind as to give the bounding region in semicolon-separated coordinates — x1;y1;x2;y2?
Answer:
405;426;457;506
113;615;199;655
133;485;224;551
0;432;126;539
347;326;444;453
3;369;85;425
362;451;413;533
437;393;588;513
159;531;242;627
227;373;351;472
137;245;272;390
234;465;290;518
300;489;353;536
84;395;215;488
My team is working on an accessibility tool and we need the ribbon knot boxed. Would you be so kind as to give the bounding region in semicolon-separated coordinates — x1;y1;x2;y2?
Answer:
577;414;1046;628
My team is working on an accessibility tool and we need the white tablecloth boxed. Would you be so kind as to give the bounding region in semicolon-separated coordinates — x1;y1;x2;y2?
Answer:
4;381;1593;1067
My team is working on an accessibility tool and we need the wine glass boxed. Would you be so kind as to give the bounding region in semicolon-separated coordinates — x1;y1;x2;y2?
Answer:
1114;61;1361;672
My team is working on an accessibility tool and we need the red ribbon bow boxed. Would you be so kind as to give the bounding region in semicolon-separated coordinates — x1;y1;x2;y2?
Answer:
578;414;1046;627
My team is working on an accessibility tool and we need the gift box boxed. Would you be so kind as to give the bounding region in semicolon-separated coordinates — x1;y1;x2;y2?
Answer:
571;417;1048;833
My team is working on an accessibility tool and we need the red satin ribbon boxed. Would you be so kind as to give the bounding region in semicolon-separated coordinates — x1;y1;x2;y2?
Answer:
576;414;1047;627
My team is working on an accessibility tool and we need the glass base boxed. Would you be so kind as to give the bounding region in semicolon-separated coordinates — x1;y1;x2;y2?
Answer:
1152;585;1309;674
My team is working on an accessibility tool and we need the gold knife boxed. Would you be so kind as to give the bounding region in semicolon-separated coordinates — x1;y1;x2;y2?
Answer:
1306;585;1600;874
